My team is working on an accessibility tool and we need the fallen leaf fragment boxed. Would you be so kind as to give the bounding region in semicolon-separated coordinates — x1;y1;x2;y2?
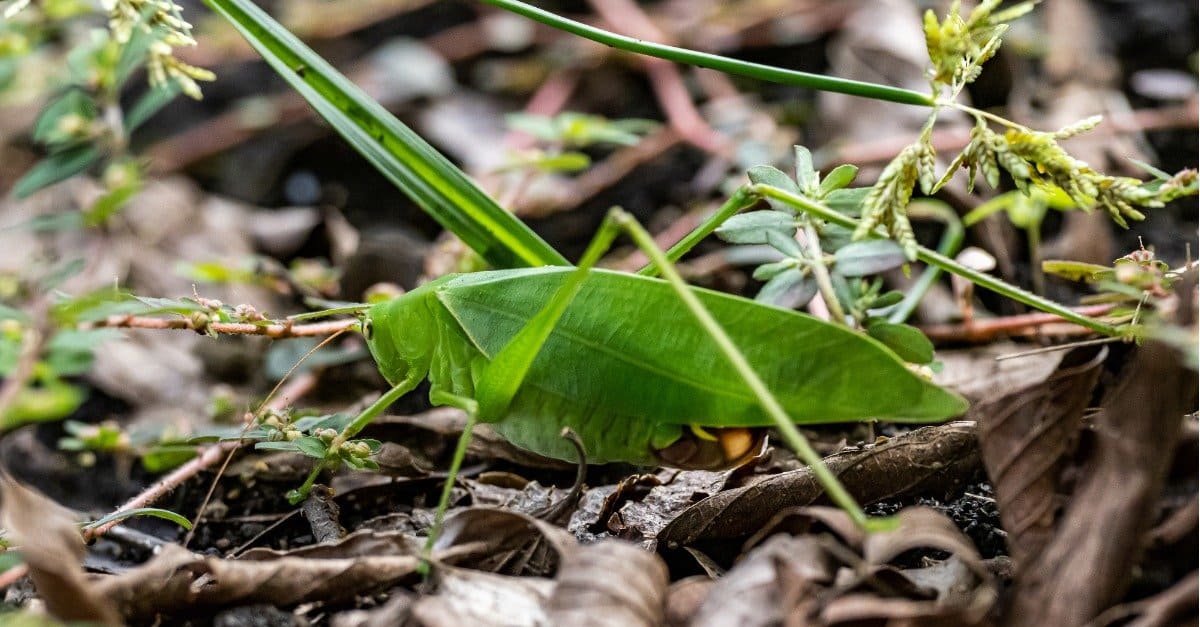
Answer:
547;539;669;627
410;567;553;627
0;471;120;626
95;543;421;622
974;345;1108;568
658;422;979;548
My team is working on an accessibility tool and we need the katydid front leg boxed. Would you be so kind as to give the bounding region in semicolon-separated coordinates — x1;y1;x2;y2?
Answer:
421;222;623;553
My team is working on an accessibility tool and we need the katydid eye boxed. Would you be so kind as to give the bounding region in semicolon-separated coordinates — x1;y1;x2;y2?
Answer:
362;318;374;340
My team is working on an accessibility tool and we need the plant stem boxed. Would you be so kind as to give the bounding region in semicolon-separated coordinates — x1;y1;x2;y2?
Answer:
639;186;758;277
802;224;849;325
613;208;870;529
751;184;1124;337
889;201;964;323
483;0;934;108
943;101;1033;132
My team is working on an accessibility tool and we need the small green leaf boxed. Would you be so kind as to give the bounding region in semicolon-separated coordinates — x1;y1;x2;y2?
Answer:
83;507;194;531
255;441;300;451
124;83;181;132
834;240;906;276
715;210;796;245
867;319;935;364
825;187;870;216
1042;260;1112;283
141;445;197;472
44;329;122;376
33;89;97;146
1125;157;1172;181
7;212;87;233
866;290;905;310
1;382;85;430
40;258;86;292
497;151;591;173
794;145;818;195
294;436;328;458
747;165;802;213
751;260;793;281
293;413;353;433
13;146;101;198
818;164;858;196
765;230;804;259
755;268;816;309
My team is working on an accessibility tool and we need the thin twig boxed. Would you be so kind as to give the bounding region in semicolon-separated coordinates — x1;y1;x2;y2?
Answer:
84;315;356;338
80;371;319;544
918;304;1117;343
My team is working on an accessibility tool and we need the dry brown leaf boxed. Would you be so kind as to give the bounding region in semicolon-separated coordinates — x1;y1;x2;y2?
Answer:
432;508;575;576
0;472;120;625
239;528;417;561
546;540;669;627
974;345;1107;569
1004;342;1195;626
935;342;1066;403
678;505;996;626
658;422;979;548
862;507;987;578
95;543;421;622
665;576;714;627
1089;570;1198;627
410;567;554;627
691;533;834;627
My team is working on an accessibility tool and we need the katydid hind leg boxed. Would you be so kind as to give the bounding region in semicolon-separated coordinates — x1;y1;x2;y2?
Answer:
604;208;874;529
425;392;480;557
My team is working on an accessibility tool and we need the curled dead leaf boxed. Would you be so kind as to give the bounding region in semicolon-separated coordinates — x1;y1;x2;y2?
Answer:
658;422;979;548
974;345;1108;568
546;540;669;627
94;543;421;622
0;471;120;626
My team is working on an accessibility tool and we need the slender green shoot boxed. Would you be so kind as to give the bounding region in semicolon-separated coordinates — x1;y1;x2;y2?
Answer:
639;186;759;277
292;378;420;503
482;0;934;107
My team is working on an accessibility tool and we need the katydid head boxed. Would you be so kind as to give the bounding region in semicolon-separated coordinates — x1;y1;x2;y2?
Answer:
362;287;439;387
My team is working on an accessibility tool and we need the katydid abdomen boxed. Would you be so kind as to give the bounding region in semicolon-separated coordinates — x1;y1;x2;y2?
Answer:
364;266;966;468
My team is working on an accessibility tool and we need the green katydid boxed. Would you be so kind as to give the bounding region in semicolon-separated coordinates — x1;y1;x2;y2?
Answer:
291;208;967;542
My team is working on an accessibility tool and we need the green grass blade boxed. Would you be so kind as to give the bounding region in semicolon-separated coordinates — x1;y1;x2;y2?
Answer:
202;0;568;269
483;0;934;107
